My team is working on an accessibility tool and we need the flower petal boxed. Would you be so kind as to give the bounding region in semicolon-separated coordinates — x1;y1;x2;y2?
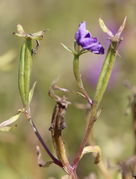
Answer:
75;22;104;55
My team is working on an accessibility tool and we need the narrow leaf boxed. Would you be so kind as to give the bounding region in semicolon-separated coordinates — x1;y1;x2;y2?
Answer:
29;81;37;104
0;111;22;132
61;43;73;53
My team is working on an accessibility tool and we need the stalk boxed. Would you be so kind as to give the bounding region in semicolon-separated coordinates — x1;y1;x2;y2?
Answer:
73;40;120;168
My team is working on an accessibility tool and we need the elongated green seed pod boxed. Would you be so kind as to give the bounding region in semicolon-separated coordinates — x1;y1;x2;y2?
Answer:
94;42;118;109
18;38;32;106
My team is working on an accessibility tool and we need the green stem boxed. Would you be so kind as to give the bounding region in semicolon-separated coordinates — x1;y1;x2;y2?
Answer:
73;55;92;104
73;41;119;168
73;103;97;168
73;55;84;89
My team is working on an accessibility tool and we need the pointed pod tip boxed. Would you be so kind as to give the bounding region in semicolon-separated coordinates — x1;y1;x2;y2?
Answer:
13;24;46;40
17;24;25;34
99;17;127;42
99;18;113;37
115;16;127;39
13;24;26;38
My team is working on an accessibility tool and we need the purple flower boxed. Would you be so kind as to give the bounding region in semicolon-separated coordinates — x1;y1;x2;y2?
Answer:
75;22;104;54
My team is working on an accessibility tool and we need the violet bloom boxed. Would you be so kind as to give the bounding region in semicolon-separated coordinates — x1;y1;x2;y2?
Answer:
75;22;104;54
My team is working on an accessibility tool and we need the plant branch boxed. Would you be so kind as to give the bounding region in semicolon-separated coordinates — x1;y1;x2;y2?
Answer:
73;39;120;169
49;97;72;173
23;108;62;167
72;102;97;168
73;55;92;105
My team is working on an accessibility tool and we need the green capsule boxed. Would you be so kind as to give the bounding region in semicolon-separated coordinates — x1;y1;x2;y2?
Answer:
94;42;118;109
94;18;126;109
18;38;32;106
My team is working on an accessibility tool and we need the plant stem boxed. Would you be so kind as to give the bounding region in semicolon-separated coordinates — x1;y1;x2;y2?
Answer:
49;99;72;173
23;109;62;167
73;55;92;105
73;41;119;169
72;103;97;168
70;171;79;179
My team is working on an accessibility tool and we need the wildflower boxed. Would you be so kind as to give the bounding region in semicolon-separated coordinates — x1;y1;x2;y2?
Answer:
75;22;104;54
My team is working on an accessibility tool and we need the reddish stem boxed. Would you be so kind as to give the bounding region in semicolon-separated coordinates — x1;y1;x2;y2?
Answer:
72;103;97;169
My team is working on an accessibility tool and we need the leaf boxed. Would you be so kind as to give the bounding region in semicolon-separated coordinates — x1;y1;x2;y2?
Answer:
99;18;113;37
28;81;37;104
61;43;73;53
0;111;22;132
81;145;102;164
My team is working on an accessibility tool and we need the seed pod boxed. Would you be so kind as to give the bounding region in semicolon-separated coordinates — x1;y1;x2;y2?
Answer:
94;18;126;109
18;38;32;106
94;42;117;108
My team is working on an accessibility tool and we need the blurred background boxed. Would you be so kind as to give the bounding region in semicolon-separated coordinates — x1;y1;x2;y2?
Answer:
0;0;136;178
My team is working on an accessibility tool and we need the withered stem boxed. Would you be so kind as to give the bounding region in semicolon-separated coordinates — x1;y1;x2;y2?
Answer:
49;99;71;173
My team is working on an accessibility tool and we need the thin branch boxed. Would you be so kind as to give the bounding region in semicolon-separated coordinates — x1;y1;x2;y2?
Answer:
29;118;62;167
23;109;62;167
72;103;97;169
